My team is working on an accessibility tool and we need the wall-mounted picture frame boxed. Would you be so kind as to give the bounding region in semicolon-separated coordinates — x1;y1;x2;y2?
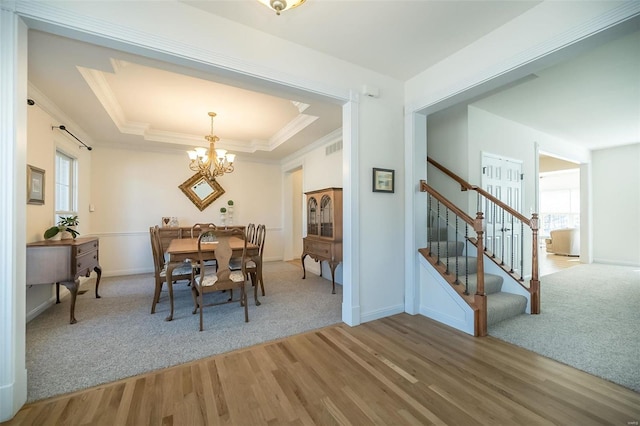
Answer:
372;168;394;193
27;165;45;205
179;173;225;211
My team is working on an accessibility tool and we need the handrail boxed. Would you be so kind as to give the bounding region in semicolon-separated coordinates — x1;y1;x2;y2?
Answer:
427;157;473;191
427;156;530;225
471;185;531;226
420;181;474;227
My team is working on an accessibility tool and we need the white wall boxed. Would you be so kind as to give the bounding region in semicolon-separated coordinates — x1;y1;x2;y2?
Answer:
283;139;345;284
592;143;640;266
25;104;93;319
426;104;469;210
90;146;284;275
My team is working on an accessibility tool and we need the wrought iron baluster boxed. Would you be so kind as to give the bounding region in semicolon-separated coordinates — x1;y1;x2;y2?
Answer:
464;222;469;295
445;208;450;274
492;201;496;257
454;216;460;284
436;200;441;264
510;213;515;273
520;220;525;281
428;194;433;256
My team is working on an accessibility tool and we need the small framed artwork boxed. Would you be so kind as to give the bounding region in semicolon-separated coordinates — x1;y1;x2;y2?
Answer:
27;165;45;205
372;168;394;193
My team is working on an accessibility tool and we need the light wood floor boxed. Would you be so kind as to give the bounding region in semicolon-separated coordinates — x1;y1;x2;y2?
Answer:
539;250;581;276
4;314;639;425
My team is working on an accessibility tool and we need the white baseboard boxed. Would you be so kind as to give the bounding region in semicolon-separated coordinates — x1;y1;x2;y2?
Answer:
26;296;56;323
0;367;27;422
102;267;153;277
593;258;640;267
360;304;405;324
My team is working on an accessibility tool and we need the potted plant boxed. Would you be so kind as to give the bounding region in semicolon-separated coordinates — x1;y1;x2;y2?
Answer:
44;215;80;240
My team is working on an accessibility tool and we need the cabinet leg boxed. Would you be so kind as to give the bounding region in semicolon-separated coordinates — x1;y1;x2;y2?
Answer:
301;253;307;279
56;282;61;303
94;265;102;298
329;262;338;294
60;280;79;324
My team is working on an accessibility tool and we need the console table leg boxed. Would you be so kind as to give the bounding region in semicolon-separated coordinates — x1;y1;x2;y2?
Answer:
56;282;61;303
60;280;79;324
94;265;102;298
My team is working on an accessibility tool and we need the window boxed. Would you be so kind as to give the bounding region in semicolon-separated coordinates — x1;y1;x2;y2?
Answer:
55;150;77;222
539;169;580;237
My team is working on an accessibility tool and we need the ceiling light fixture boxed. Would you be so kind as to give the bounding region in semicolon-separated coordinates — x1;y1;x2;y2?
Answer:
257;0;306;16
187;112;235;180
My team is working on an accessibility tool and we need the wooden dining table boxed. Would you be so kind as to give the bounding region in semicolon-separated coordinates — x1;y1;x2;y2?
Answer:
164;237;260;321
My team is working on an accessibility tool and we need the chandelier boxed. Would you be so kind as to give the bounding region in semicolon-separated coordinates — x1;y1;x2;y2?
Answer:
187;112;235;179
257;0;306;15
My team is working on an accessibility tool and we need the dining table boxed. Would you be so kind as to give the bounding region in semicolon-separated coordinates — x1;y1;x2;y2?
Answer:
164;236;260;321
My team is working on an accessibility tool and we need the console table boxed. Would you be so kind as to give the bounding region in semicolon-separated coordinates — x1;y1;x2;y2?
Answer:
26;237;102;324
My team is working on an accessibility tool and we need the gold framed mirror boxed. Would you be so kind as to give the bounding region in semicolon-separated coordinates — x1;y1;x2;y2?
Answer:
179;173;225;211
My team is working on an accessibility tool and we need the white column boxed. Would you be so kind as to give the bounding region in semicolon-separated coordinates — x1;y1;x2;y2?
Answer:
0;6;28;422
404;112;427;315
342;96;360;326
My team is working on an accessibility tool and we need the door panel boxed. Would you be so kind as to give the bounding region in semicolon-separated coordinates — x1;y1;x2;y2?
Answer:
482;154;523;274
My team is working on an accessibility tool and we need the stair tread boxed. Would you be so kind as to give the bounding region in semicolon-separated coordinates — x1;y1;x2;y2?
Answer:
487;292;528;326
464;273;503;295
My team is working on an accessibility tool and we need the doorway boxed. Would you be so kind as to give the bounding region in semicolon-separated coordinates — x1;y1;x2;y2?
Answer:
538;153;581;275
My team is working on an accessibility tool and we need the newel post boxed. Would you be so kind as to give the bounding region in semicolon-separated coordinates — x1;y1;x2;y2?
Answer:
530;213;540;314
474;212;487;337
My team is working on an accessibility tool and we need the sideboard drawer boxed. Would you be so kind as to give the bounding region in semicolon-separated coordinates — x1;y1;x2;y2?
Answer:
75;240;99;256
75;252;99;276
304;239;333;259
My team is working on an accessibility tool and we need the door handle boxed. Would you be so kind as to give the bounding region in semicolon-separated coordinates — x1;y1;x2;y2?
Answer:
500;228;511;232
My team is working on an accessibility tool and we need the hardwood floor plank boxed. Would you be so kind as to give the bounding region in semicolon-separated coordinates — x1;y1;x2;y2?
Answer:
4;314;640;425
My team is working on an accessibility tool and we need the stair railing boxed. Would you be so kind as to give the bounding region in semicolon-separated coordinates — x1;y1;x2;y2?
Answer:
420;180;488;337
427;157;540;314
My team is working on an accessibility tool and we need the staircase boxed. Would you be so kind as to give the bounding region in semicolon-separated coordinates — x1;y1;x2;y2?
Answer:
428;227;528;327
419;167;540;336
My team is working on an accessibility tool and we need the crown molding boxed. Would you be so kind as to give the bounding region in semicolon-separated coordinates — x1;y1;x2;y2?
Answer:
280;127;342;166
12;1;351;104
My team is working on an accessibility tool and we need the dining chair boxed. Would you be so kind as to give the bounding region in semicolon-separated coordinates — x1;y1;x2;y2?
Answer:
190;223;217;238
149;226;193;314
230;224;266;305
190;223;218;270
245;223;256;244
191;228;249;330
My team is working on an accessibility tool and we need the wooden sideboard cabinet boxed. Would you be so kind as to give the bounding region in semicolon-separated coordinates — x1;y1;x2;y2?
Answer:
301;187;343;293
26;237;102;324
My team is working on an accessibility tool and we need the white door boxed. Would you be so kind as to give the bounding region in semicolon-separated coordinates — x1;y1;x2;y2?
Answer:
481;153;523;274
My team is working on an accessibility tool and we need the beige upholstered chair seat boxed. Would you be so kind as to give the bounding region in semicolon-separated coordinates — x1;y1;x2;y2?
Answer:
229;259;256;269
159;263;193;278
195;271;244;287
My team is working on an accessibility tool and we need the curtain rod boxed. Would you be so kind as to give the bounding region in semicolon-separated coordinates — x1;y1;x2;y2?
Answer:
52;125;93;151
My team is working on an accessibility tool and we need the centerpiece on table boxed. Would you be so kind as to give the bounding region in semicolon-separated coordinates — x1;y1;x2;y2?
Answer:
44;215;80;240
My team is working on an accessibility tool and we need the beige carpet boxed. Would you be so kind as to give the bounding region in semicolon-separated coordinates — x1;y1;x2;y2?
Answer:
25;261;342;402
